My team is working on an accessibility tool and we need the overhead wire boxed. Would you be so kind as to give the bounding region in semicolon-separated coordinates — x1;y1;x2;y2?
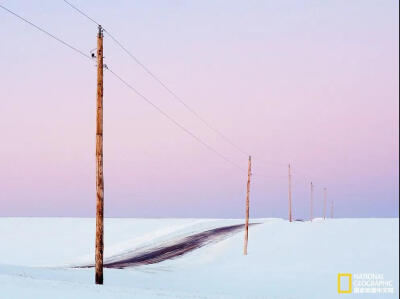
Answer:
62;0;251;158
63;0;99;26
2;2;324;184
0;4;91;60
0;3;244;171
61;0;319;181
61;0;325;185
106;66;245;171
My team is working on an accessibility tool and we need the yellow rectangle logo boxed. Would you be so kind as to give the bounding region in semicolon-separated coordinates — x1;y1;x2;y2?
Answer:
338;273;352;293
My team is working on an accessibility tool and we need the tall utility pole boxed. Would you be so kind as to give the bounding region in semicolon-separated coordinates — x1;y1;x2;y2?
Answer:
288;164;292;222
95;25;104;285
310;182;314;221
323;187;327;220
244;156;252;255
330;201;334;218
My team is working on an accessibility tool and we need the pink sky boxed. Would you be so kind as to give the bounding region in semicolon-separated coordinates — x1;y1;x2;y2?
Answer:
0;0;398;218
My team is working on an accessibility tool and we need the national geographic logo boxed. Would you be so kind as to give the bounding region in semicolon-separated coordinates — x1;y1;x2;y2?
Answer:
338;273;394;295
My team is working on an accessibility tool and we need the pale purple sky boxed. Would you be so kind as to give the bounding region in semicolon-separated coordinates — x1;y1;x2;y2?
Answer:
0;0;398;218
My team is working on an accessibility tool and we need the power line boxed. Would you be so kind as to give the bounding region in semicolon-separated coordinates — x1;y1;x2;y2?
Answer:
63;0;99;26
61;0;324;181
3;2;325;181
106;66;245;171
105;30;251;157
61;1;316;175
62;0;250;157
0;4;91;60
62;0;248;170
1;3;244;171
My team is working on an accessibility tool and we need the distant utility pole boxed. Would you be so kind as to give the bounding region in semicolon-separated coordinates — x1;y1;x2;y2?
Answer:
310;182;314;221
95;25;104;285
244;156;252;255
323;187;327;220
330;201;334;218
288;164;292;222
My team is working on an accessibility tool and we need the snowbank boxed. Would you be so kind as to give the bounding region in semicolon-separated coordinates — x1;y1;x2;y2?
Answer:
0;218;398;298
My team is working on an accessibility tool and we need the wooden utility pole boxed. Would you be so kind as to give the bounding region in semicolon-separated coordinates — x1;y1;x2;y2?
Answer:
244;156;252;255
330;201;334;218
323;187;327;220
95;25;104;285
310;182;314;221
288;164;292;222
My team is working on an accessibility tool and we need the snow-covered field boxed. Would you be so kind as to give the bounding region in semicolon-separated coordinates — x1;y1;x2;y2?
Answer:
0;218;398;298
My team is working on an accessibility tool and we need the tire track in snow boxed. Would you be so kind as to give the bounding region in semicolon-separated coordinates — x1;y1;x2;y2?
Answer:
78;223;258;269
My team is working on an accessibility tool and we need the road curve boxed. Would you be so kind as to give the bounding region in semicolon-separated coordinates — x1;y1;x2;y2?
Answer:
78;223;258;269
